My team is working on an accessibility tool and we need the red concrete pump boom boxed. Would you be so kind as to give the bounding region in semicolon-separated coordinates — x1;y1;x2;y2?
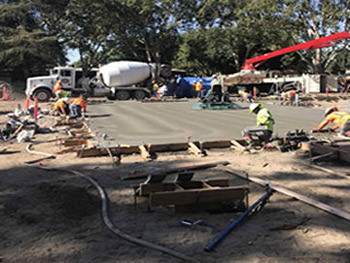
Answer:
242;31;350;70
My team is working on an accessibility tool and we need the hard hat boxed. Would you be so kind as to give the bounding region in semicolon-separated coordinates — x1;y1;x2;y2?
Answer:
63;97;69;103
249;103;262;114
193;80;196;83
324;106;338;117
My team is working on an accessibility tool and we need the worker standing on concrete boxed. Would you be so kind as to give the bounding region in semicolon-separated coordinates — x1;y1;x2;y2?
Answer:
70;94;87;119
317;107;350;136
281;89;297;105
152;81;159;97
249;102;275;139
54;97;70;118
192;81;197;98
195;80;203;98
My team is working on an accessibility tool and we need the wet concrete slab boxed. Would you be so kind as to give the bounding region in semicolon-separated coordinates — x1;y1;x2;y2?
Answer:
87;99;324;145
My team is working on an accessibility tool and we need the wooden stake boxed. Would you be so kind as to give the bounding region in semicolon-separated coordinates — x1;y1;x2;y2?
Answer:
139;145;152;160
188;142;204;156
230;139;246;152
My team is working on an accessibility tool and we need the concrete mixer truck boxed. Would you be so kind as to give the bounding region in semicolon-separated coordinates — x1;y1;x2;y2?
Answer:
25;61;172;102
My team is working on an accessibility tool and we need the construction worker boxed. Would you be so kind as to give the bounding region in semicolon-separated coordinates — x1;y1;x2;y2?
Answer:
53;79;69;100
70;94;87;119
152;80;159;96
238;89;254;103
54;97;70;117
53;79;62;99
317;107;350;136
192;81;197;97
195;80;203;98
249;102;275;140
281;89;297;105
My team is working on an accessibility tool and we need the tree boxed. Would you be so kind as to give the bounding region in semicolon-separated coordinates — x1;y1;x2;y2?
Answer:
0;1;65;79
283;0;350;73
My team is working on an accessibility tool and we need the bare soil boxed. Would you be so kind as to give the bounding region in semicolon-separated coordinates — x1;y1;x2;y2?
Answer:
1;97;350;263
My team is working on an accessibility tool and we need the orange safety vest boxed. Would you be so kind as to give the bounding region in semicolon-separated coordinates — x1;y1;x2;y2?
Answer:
196;82;202;92
70;97;87;111
54;99;67;111
286;90;296;99
318;111;346;130
53;81;62;93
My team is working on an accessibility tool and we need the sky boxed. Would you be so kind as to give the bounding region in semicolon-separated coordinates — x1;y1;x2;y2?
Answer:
67;49;80;64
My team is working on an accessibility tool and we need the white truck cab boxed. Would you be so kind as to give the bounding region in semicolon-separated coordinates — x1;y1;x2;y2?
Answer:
26;66;78;102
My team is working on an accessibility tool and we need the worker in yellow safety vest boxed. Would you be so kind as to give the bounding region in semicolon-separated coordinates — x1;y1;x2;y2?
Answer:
195;80;202;98
152;81;159;96
249;102;275;139
317;106;350;136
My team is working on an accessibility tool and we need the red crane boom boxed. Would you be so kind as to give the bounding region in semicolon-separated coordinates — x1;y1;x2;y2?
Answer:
242;31;350;70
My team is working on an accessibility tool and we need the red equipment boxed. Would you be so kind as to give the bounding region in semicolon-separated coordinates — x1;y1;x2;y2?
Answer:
34;96;39;120
242;31;350;70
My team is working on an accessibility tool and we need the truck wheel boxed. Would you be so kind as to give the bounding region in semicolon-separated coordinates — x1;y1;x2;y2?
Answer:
116;90;130;100
33;89;51;102
107;94;117;100
133;90;146;101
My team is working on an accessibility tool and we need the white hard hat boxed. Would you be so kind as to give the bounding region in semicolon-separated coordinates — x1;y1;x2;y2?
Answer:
249;103;262;114
63;97;69;103
324;106;338;117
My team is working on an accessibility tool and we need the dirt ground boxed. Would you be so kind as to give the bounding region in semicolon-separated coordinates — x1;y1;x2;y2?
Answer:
1;96;350;263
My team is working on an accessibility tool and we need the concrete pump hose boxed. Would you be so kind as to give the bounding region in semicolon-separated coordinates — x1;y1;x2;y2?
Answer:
25;144;197;263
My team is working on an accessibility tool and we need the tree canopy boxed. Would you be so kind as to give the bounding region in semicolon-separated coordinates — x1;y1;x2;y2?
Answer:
0;0;349;81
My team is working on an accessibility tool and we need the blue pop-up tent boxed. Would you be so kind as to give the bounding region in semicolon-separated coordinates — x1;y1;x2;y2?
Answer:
175;76;212;98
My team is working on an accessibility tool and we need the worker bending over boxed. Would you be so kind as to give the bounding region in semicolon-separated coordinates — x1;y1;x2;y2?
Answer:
238;89;254;103
54;97;70;118
70;94;87;119
281;89;297;105
249;102;275;140
317;107;350;137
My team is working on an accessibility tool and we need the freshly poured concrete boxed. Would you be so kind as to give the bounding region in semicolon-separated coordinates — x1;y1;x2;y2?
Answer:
88;99;324;145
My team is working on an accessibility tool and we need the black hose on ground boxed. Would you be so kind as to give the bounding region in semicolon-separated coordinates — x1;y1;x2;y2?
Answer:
25;144;198;263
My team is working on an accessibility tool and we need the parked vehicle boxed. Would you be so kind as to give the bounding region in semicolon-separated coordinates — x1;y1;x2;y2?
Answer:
25;61;172;102
222;31;350;94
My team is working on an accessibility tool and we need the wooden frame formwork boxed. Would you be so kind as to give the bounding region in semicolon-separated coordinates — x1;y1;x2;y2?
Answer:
75;139;248;159
309;141;350;164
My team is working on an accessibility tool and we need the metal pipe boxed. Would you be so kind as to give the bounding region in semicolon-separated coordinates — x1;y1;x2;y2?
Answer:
204;188;274;252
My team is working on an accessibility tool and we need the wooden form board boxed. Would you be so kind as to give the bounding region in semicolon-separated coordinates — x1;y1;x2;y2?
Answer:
76;139;247;158
140;179;230;196
310;142;350;163
149;185;247;208
63;139;91;147
223;167;350;221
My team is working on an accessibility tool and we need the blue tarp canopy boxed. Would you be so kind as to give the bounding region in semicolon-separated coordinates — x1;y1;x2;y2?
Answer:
175;76;212;98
